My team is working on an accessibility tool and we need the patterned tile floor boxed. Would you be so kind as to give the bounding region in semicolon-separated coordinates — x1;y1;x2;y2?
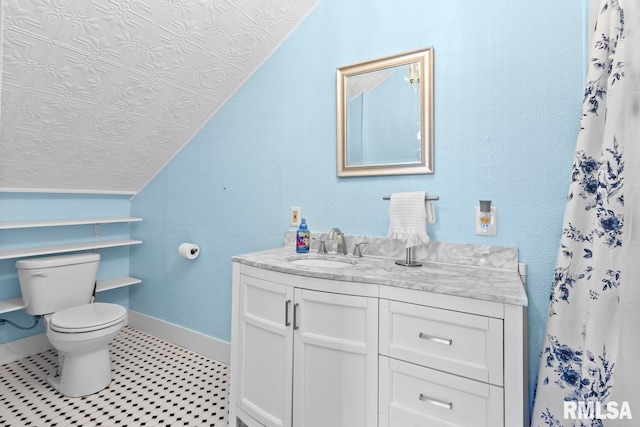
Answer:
0;327;229;426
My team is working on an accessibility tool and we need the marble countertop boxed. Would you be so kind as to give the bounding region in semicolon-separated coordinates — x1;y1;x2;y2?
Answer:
232;246;528;306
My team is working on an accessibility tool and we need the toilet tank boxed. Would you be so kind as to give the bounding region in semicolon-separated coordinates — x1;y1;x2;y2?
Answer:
15;253;100;315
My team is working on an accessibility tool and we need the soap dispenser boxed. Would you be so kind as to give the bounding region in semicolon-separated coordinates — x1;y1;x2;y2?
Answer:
296;218;310;253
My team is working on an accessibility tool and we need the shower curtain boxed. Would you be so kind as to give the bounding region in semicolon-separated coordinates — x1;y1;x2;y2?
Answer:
531;0;640;426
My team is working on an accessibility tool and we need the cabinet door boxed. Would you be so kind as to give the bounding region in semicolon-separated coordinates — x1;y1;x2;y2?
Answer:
236;275;294;427
292;289;378;427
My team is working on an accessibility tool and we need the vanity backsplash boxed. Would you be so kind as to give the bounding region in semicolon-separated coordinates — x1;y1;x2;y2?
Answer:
283;231;519;271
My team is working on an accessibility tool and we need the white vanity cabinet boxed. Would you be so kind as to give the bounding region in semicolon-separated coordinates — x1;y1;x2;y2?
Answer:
231;265;379;427
230;246;528;427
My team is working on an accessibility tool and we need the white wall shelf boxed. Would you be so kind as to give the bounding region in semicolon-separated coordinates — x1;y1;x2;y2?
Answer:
0;216;143;315
0;298;26;315
0;239;142;260
0;217;142;230
96;276;142;293
0;276;142;314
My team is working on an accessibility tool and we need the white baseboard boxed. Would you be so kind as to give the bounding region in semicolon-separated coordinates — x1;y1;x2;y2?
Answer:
0;311;230;366
127;310;230;365
0;333;52;365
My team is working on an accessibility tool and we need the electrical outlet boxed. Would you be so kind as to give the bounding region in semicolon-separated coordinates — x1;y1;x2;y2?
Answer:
290;207;301;227
475;205;497;236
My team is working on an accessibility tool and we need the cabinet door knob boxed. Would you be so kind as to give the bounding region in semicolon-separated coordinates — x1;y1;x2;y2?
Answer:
419;332;452;346
285;300;292;326
293;303;299;330
419;393;453;410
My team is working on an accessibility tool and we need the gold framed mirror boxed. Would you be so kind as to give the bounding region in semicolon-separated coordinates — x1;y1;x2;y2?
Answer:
336;48;434;177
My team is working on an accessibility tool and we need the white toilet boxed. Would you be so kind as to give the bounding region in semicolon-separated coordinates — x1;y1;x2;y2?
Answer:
16;253;127;397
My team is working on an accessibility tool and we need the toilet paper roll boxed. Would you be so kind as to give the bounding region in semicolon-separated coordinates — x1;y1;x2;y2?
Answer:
178;243;200;259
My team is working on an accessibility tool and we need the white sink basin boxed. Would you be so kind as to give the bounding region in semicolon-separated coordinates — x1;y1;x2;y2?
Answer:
288;258;356;269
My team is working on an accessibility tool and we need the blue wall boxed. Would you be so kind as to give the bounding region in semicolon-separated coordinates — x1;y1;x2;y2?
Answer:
130;0;586;406
0;193;134;344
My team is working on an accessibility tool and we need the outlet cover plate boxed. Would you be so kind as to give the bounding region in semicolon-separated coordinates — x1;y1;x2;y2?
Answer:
290;207;301;227
475;206;497;236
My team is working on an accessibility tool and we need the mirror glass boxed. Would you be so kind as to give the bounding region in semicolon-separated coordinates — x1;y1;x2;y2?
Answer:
336;48;433;176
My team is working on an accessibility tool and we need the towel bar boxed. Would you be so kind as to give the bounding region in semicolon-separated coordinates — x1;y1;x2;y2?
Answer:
382;195;439;201
383;194;438;267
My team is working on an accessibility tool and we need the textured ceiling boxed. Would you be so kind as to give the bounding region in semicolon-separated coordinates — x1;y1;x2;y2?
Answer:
0;0;318;194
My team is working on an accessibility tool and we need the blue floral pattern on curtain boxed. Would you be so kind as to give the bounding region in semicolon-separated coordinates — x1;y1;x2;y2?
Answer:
531;0;626;426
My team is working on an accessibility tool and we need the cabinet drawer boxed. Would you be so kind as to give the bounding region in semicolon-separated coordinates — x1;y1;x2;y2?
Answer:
379;356;504;427
380;299;503;385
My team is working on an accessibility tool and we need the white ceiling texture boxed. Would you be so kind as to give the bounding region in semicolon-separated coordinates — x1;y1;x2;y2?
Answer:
0;0;318;194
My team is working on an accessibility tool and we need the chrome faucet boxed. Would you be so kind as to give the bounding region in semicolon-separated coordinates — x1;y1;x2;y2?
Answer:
328;227;347;255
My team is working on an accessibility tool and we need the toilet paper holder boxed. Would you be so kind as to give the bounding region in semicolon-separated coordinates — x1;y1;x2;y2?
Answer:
178;243;200;259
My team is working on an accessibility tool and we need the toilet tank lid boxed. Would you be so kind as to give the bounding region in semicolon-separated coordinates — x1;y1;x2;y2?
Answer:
15;253;101;270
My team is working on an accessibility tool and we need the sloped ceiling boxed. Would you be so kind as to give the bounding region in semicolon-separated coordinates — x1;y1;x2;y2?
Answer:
0;0;318;194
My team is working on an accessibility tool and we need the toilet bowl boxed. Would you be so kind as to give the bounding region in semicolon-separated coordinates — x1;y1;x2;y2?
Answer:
15;253;127;397
44;303;127;397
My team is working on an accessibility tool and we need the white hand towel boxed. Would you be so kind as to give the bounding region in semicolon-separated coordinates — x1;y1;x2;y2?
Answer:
387;192;435;248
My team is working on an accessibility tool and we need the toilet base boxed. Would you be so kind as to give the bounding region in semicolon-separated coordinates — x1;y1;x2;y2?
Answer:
48;346;113;397
45;316;126;398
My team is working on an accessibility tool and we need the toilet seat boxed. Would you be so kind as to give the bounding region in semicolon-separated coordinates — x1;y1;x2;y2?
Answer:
49;303;127;333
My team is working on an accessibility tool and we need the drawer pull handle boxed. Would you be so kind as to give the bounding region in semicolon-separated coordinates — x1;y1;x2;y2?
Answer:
419;332;453;346
419;393;453;410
